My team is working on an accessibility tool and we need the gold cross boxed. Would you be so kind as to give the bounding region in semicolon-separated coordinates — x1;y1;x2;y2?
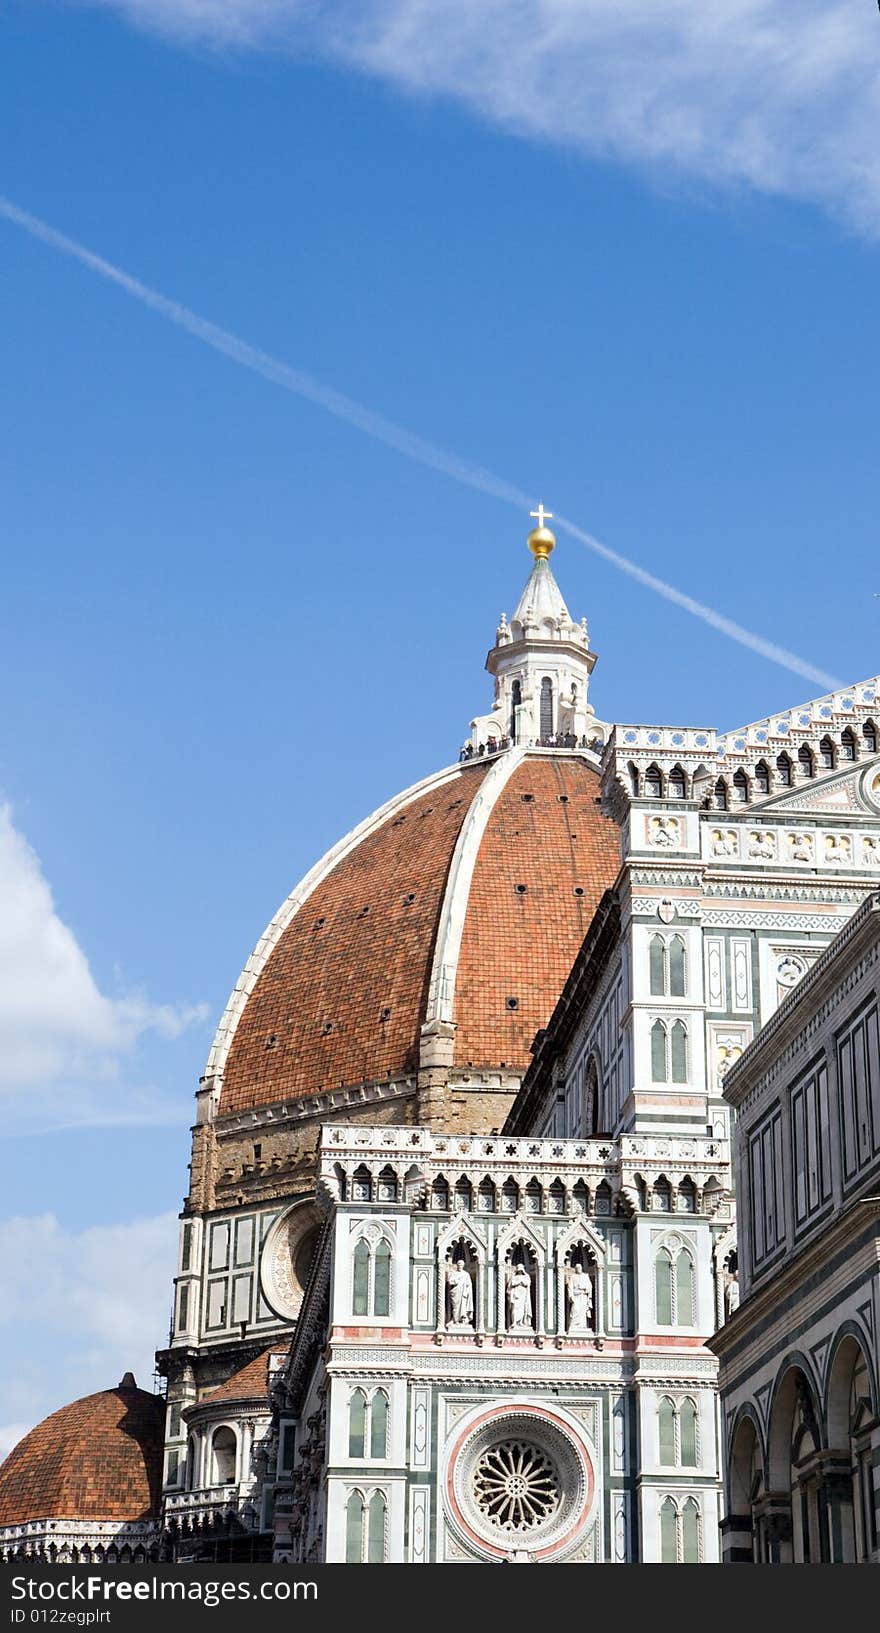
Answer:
530;504;553;529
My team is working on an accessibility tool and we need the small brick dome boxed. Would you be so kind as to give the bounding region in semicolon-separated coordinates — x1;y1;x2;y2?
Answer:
209;751;619;1116
0;1379;164;1526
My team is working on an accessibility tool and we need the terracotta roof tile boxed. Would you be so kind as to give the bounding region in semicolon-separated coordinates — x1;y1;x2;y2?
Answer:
0;1384;164;1526
199;1349;274;1406
454;757;619;1071
220;764;490;1114
218;753;619;1114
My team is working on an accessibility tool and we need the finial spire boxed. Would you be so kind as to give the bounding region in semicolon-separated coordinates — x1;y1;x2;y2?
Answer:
527;504;556;560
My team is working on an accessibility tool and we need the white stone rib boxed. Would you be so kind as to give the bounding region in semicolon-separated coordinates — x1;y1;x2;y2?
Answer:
423;748;526;1027
203;759;473;1084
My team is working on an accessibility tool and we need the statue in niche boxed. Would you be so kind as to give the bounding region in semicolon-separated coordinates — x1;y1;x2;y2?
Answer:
566;1261;593;1333
446;1258;474;1328
862;837;880;867
506;1260;533;1331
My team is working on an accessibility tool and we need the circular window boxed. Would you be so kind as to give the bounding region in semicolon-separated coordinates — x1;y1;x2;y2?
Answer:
446;1406;593;1561
865;767;880;813
472;1438;561;1534
260;1199;323;1320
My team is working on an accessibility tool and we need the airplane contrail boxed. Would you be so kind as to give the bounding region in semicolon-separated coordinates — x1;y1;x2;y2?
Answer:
0;193;841;693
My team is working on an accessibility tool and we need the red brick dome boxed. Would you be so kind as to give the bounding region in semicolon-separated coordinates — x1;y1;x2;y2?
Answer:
211;750;619;1117
0;1380;164;1526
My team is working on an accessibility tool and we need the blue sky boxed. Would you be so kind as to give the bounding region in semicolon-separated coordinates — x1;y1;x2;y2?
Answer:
1;1;878;1449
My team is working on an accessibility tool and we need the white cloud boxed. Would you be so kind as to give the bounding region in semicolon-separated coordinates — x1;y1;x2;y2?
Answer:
77;0;880;232
0;803;207;1132
0;1212;177;1449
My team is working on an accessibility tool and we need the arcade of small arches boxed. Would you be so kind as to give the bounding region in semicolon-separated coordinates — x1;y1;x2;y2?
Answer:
0;1530;159;1567
626;719;879;809
713;725;876;809
726;1332;879;1563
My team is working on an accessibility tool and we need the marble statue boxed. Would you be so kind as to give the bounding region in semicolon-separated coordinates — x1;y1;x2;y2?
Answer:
447;1259;474;1327
566;1262;593;1332
507;1263;533;1330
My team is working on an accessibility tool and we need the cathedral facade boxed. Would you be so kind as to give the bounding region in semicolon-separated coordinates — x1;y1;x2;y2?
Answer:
2;516;880;1563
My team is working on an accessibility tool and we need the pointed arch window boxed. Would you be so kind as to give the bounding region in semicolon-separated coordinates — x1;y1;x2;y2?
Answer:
864;720;878;755
669;765;687;800
370;1391;389;1459
349;1390;367;1458
501;1178;519;1214
776;752;792;786
820;736;836;769
660;1495;702;1563
650;935;686;998
373;1240;391;1317
669;937;686;998
645;764;663;798
755;760;770;794
352;1239;370;1317
351;1235;392;1318
346;1489;386;1563
345;1492;365;1562
510;679;522;741
653;1176;672;1212
431;1176;449;1211
629;762;641;797
679;1399;699;1467
540;677;554;739
349;1389;389;1460
676;1249;695;1324
650;936;667;997
658;1397;699;1467
670;1021;688;1084
713;779;728;810
477;1177;496;1213
655;1250;673;1324
841;728;857;761
660;1497;678;1563
682;1498;702;1563
524;1178;542;1214
732;768;749;803
367;1491;387;1563
655;1245;696;1326
651;1020;668;1083
658;1398;677;1465
798;743;814;779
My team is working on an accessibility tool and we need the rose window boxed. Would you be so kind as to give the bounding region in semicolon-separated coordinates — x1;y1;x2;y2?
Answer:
447;1407;593;1560
472;1439;562;1533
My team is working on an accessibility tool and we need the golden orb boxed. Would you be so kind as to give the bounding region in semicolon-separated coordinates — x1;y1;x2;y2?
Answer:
527;525;556;560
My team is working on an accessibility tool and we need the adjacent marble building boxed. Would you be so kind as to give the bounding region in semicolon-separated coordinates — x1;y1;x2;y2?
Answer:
711;893;880;1563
